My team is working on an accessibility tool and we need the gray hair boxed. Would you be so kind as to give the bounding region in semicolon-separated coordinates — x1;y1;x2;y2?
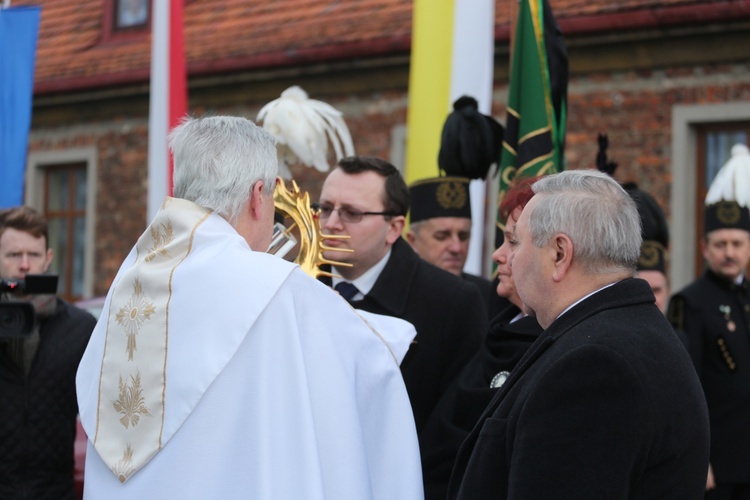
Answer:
409;220;426;234
169;116;278;224
529;170;642;274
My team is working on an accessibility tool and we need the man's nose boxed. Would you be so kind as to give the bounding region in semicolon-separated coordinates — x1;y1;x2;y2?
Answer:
725;245;738;261
19;254;31;269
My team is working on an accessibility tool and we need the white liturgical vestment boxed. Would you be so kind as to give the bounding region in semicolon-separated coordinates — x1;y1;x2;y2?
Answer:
76;197;423;499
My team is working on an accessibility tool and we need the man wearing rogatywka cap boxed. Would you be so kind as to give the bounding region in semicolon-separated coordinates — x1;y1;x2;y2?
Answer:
406;176;509;319
668;143;750;498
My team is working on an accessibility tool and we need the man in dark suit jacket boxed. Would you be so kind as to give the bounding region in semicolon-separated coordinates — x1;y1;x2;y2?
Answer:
317;156;487;437
449;170;709;499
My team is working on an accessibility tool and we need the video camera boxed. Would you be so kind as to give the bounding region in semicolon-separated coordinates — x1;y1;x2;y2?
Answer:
0;274;58;340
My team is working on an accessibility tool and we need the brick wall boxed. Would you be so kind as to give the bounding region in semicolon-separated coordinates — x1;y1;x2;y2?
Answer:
27;61;750;293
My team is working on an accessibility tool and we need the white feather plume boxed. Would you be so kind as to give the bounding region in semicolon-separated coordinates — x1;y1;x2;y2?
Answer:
257;86;355;179
705;143;750;208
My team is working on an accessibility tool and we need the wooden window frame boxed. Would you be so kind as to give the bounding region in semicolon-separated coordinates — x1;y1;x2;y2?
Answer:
42;163;88;302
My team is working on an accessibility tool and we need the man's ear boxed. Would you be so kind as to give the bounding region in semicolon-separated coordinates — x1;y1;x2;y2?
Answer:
248;181;266;220
386;216;406;245
700;237;709;261
550;233;573;282
405;228;416;245
43;248;53;273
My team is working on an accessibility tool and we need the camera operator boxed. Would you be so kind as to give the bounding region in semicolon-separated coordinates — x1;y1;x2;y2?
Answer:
0;206;96;500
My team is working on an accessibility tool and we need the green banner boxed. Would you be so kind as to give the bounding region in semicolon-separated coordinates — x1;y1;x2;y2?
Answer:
496;0;568;237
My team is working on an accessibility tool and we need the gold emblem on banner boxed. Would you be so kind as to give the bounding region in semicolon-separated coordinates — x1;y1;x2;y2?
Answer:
436;181;467;209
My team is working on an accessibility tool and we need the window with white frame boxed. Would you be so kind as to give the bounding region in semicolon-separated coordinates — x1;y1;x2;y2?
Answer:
670;103;750;292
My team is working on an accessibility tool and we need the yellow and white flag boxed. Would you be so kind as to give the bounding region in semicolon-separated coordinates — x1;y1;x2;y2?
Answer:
405;0;495;274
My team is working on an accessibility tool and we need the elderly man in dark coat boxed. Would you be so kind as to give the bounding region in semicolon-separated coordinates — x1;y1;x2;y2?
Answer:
448;170;709;499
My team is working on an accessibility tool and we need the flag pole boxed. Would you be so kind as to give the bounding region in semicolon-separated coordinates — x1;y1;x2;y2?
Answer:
494;0;569;247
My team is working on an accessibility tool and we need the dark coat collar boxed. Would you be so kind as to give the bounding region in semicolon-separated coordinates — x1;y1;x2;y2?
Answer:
481;278;654;415
354;238;420;315
704;269;749;295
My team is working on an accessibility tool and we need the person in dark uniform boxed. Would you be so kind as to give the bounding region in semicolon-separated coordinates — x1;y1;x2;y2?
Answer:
595;135;672;315
406;176;509;319
449;170;709;499
317;156;487;474
668;144;750;499
419;176;543;500
624;182;673;313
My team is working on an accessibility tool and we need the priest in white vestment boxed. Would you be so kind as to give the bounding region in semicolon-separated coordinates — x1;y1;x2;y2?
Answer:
76;116;423;499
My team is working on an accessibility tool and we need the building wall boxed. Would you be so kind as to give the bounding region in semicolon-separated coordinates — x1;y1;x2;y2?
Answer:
26;30;750;296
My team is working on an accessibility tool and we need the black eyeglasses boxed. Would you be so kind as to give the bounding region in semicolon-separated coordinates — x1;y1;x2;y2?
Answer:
316;204;400;223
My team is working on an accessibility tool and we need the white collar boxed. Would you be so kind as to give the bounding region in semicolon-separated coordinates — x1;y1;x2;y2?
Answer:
556;280;619;321
509;310;527;324
332;248;392;299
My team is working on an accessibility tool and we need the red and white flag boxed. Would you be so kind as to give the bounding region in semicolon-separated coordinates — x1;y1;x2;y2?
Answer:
147;0;187;222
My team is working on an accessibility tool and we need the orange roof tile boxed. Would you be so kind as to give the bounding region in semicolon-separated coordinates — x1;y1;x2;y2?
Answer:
7;0;747;95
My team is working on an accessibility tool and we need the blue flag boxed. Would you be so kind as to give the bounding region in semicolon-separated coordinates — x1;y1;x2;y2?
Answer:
0;6;41;208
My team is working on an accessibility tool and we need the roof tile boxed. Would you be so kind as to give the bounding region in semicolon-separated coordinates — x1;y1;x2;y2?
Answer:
7;0;730;93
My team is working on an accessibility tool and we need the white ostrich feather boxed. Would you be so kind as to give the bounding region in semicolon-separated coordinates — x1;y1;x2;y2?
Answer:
257;86;355;179
705;143;750;208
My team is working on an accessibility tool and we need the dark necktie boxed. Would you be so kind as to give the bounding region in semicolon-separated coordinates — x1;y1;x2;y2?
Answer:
335;282;359;301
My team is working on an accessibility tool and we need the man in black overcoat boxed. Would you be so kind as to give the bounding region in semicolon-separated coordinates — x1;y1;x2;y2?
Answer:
317;156;487;439
667;144;750;498
449;170;709;499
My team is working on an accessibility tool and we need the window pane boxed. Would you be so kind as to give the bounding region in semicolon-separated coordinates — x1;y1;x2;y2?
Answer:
75;168;87;210
48;217;69;295
47;170;70;211
117;0;149;28
43;163;88;301
72;216;85;297
705;131;748;187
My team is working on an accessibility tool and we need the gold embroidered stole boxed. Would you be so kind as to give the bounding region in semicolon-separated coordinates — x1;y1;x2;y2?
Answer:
93;198;211;482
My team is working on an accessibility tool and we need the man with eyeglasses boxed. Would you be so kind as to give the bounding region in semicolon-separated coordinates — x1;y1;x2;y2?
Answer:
318;156;487;480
